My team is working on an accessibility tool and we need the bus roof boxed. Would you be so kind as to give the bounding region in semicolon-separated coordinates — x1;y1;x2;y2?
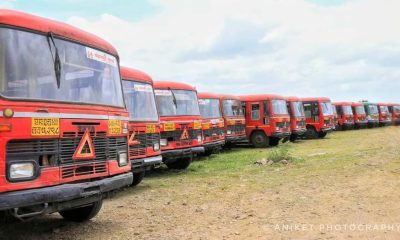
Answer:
239;94;285;102
120;66;153;84
218;94;240;101
332;101;353;106
198;92;220;99
351;102;363;107
284;96;302;102
386;103;400;106
0;9;118;56
301;97;331;102
377;103;390;106
153;81;196;91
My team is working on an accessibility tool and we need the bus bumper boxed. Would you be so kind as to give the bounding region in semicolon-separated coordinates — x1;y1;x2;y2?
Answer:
203;140;225;151
292;129;306;135
271;132;291;138
225;135;247;143
131;155;163;173
0;172;133;211
161;146;205;160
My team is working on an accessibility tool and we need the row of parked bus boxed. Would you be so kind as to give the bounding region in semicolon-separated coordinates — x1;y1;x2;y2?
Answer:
0;10;398;223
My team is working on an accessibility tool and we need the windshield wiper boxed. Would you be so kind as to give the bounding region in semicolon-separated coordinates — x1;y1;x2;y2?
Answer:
47;32;62;88
168;87;178;108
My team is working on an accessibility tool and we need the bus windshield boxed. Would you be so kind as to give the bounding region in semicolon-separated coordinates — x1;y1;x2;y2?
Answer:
292;101;305;117
122;80;158;121
394;106;400;113
321;102;333;116
379;105;389;113
368;105;378;114
272;99;288;115
198;98;221;119
155;89;200;116
0;28;124;107
343;105;353;115
355;106;365;115
222;99;243;117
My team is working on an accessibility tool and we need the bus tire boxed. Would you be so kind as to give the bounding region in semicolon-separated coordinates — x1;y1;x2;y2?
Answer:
289;134;298;142
304;126;318;139
166;156;192;170
269;137;280;146
251;131;268;148
131;171;145;187
318;131;327;138
202;149;214;157
59;199;103;222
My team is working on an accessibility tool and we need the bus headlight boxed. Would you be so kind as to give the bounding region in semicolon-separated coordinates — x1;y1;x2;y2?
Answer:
227;130;232;135
118;152;128;166
160;139;168;146
9;162;35;180
153;142;160;151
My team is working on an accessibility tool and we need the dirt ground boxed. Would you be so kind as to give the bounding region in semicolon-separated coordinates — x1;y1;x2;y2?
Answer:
1;127;400;240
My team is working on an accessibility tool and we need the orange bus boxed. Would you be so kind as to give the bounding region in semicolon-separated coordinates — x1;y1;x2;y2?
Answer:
121;67;162;186
0;10;132;221
197;92;225;156
154;81;204;169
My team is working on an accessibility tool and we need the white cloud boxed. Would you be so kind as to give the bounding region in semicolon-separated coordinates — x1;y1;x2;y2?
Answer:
67;0;400;102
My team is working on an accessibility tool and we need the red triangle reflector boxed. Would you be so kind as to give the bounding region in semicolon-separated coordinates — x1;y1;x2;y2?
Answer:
73;129;96;160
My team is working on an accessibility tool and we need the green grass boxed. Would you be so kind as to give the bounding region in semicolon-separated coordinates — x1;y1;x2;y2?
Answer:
145;127;400;190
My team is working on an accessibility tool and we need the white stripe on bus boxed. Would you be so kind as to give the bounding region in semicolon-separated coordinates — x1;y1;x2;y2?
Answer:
1;112;128;120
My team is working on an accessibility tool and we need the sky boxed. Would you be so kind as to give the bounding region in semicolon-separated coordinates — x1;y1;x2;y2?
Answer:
1;0;399;102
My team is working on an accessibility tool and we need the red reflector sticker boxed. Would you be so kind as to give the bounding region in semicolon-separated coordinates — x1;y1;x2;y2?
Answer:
73;129;96;160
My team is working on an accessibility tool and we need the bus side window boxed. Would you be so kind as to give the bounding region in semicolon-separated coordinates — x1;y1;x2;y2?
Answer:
287;102;292;117
263;101;270;125
311;102;319;116
336;106;342;118
251;103;260;120
242;102;247;118
303;103;311;118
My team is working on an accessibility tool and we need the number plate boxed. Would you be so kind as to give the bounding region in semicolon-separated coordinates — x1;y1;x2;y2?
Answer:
202;123;211;130
108;120;122;134
164;122;176;131
193;121;202;129
146;125;156;134
31;118;60;136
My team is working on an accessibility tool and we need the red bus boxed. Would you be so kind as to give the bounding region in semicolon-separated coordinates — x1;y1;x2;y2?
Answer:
0;10;132;221
332;102;354;130
219;94;247;147
377;103;392;126
197;92;225;156
121;67;162;186
240;94;290;147
301;97;334;138
331;103;338;130
351;102;368;129
154;81;204;169
388;103;400;125
285;96;306;141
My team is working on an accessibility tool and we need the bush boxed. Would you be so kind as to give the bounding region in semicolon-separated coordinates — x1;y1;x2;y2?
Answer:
267;143;293;163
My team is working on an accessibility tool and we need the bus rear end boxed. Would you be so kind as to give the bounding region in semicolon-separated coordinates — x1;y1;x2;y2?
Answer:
0;10;132;221
154;81;204;169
